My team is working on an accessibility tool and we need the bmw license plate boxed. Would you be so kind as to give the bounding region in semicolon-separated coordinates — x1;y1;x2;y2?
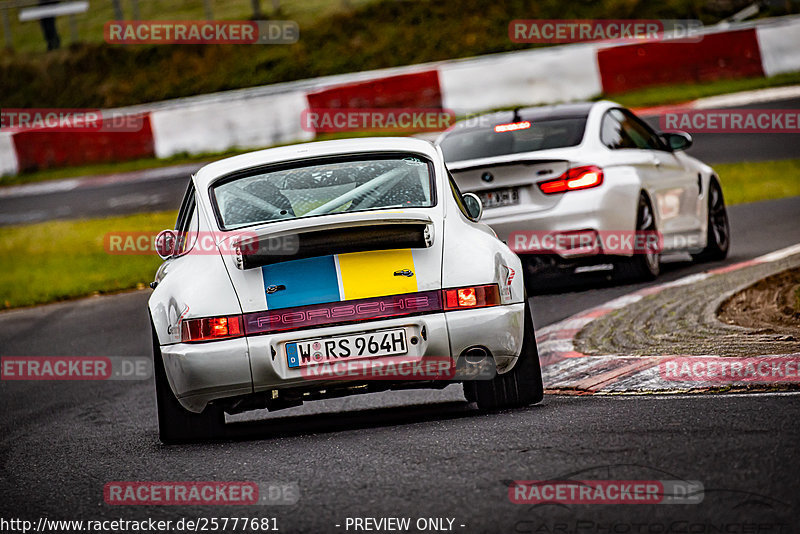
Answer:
286;329;408;368
478;187;519;208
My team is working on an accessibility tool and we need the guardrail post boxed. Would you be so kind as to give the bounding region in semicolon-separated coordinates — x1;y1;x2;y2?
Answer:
1;8;12;49
111;0;124;20
129;0;139;20
202;0;213;20
250;0;261;18
68;13;77;41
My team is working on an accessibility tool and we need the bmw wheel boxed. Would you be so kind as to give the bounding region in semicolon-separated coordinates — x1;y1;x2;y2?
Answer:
691;179;730;262
615;193;660;282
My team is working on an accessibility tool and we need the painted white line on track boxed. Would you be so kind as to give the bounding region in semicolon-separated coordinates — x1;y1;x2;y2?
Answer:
0;179;81;198
0;162;203;200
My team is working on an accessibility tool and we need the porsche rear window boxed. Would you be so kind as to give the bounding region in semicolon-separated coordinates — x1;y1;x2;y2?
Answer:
439;117;587;162
211;154;435;229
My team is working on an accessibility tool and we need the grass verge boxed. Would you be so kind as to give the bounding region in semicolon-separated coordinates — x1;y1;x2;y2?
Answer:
5;0;792;109
0;211;175;309
611;73;800;109
715;159;800;206
1;158;797;310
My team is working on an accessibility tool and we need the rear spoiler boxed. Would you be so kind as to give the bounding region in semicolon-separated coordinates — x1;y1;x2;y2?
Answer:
447;158;567;173
230;212;434;270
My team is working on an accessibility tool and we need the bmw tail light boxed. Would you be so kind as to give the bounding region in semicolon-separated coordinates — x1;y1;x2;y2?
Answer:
538;165;604;195
494;121;532;133
443;284;501;310
181;315;243;342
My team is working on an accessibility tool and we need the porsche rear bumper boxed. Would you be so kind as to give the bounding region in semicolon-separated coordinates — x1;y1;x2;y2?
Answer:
160;302;525;412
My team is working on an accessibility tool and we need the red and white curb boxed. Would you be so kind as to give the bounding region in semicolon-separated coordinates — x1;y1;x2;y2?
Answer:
536;243;800;394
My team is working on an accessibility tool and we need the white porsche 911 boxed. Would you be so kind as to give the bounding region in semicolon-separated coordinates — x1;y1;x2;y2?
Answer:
436;101;730;284
148;137;542;442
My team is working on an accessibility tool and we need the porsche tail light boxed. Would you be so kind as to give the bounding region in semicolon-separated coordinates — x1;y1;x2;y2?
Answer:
538;165;604;195
443;284;501;310
181;315;243;343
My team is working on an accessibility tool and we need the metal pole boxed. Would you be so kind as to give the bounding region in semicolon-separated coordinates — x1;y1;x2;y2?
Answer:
130;0;140;20
69;13;77;42
111;0;124;20
1;8;13;50
202;0;213;20
250;0;261;18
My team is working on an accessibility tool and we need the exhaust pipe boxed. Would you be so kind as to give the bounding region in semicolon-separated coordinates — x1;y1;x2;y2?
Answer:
457;347;496;380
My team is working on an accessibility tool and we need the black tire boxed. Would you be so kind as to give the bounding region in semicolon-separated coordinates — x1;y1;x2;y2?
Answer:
464;299;544;410
691;179;729;263
151;320;226;443
615;194;660;282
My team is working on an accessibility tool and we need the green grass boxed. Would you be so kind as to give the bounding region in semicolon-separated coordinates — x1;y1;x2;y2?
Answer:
0;211;176;309
6;0;795;109
610;72;800;109
715;159;800;206
1;158;798;310
1;0;379;54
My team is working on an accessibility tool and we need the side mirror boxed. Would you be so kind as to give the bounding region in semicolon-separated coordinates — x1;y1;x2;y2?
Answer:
462;193;483;222
662;131;693;151
155;229;177;259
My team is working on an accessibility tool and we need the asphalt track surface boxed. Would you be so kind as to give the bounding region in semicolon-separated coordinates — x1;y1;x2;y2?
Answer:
0;97;799;226
1;99;800;531
1;195;799;532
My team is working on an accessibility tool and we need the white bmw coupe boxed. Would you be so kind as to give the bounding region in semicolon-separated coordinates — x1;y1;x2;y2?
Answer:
148;137;542;442
436;101;730;284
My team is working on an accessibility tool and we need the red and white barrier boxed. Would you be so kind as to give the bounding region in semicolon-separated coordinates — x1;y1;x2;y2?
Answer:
306;70;442;110
756;21;800;76
2;16;798;177
596;28;764;94
11;114;155;173
0;132;18;176
439;42;602;114
149;90;313;159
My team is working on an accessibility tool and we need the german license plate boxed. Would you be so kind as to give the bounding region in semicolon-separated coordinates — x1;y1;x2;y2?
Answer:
478;187;519;208
286;329;408;368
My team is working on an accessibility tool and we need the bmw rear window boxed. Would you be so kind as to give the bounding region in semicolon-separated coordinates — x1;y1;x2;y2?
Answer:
211;153;435;230
439;117;587;162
